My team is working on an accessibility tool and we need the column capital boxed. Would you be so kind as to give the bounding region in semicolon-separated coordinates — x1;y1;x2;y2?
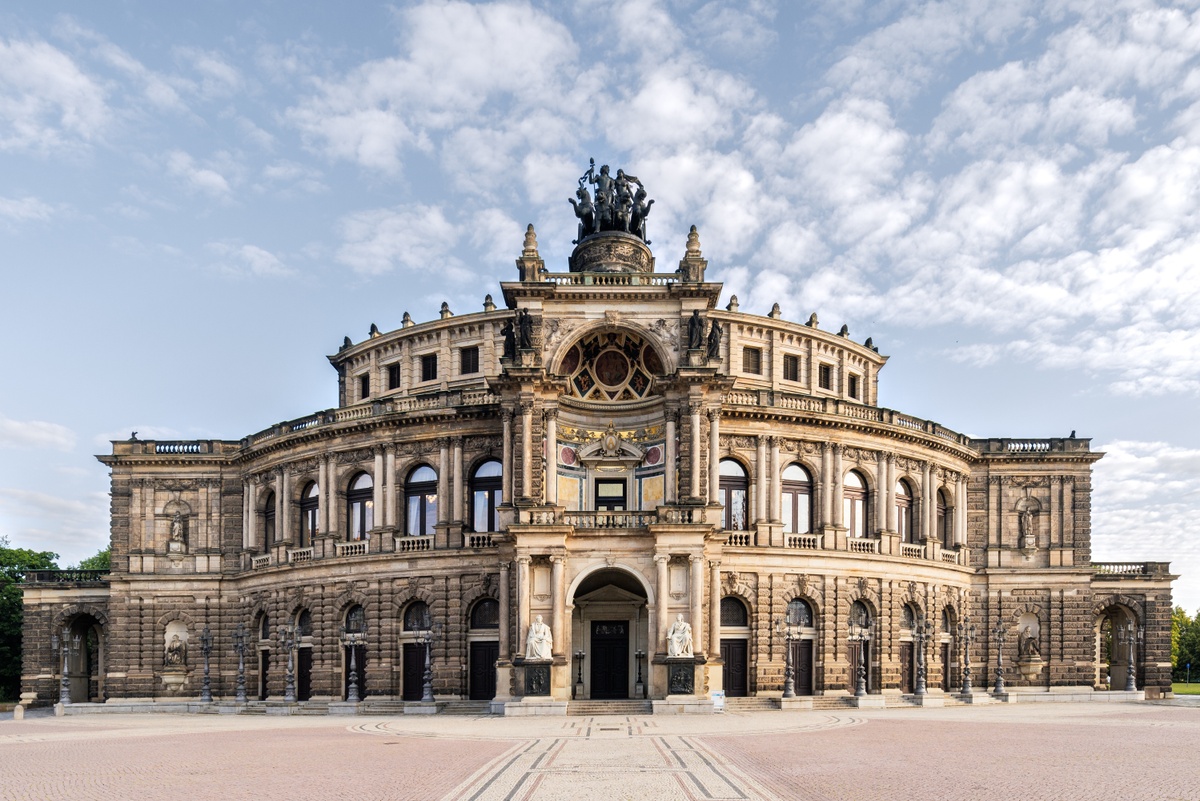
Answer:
708;559;721;570
515;554;532;566
549;554;566;565
654;554;670;565
437;436;450;450
707;408;721;422
499;561;511;573
501;409;514;423
453;435;464;447
543;407;558;422
689;553;703;564
518;400;535;415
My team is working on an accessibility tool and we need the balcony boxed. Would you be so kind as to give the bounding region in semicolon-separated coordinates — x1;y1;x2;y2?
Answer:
23;569;108;585
394;535;433;553
335;541;368;558
1093;562;1172;578
287;547;313;565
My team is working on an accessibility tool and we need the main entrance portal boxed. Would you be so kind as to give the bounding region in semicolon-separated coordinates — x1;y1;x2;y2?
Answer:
571;567;649;701
590;621;629;698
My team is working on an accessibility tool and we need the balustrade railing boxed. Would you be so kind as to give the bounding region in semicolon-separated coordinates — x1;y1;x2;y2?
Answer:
786;534;819;549
394;536;433;553
1093;562;1158;575
849;538;879;554
251;555;271;570
941;550;961;565
24;569;108;584
467;533;496;548
562;511;653;529
335;541;369;557
726;531;753;547
287;547;313;564
900;543;925;559
656;507;699;524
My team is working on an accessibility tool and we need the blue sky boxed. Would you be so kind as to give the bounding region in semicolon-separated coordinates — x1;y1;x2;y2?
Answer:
1;1;1198;611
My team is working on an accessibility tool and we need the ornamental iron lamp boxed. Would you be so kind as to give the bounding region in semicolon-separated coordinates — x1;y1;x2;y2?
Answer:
957;615;976;695
51;627;81;705
848;619;871;698
278;624;297;703
774;616;800;698
912;615;933;696
634;649;646;697
198;626;214;703
574;649;586;686
1119;622;1144;692
416;621;445;703
992;622;1007;694
340;623;368;703
232;624;248;704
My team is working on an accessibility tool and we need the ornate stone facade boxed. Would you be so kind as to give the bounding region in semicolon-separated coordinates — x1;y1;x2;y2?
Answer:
22;179;1176;710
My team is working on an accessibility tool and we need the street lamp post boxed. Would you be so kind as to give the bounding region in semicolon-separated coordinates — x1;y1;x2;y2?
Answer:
774;617;798;698
278;625;297;703
913;616;932;696
51;627;80;705
341;624;367;703
232;624;248;704
992;622;1007;694
417;622;445;703
635;650;646;698
1120;622;1143;692
849;621;871;698
957;615;976;696
199;626;214;703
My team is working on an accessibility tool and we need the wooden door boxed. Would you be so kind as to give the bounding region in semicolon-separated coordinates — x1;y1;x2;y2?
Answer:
297;648;312;701
258;650;269;700
344;644;368;700
402;643;426;701
900;642;914;694
469;641;499;700
941;643;953;692
793;639;814;696
590;621;629;699
720;639;748;697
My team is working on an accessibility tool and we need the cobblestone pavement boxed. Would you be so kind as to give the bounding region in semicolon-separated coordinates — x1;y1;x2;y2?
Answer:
1;703;1197;800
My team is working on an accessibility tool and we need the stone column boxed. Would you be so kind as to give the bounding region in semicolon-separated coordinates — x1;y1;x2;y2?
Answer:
499;561;512;660
886;455;898;532
516;556;531;657
690;555;705;656
876;452;888;532
244;479;255;549
521;402;533;499
831;445;843;527
373;448;384;530
665;410;678;504
438;439;449;524
708;410;721;504
325;458;338;539
501;410;513;503
655;554;669;653
708;559;721;659
275;470;285;544
820;443;833;527
956;475;967;546
544;409;557;506
453;437;464;522
384;447;396;528
756;436;767;523
550;555;565;656
690;405;702;499
922;461;933;541
770;437;781;521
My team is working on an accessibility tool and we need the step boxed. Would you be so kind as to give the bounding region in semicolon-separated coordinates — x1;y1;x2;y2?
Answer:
567;700;653;716
723;697;779;712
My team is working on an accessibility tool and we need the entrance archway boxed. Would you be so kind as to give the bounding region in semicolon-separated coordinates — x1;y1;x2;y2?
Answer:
570;567;650;700
1096;604;1140;689
59;614;104;703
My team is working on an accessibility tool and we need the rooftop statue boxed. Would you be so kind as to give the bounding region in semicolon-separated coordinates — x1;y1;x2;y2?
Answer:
570;158;654;244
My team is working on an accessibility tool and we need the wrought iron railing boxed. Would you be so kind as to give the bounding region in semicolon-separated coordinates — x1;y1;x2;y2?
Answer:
23;569;109;584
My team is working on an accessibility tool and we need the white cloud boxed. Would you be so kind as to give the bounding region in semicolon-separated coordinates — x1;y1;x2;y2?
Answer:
336;203;463;276
208;242;294;277
165;149;232;196
0;413;75;451
0;488;109;562
0;194;54;223
0;37;109;152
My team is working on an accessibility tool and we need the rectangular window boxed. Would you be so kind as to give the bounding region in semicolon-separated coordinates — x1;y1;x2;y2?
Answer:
783;354;800;382
460;346;479;375
743;347;762;375
595;479;627;511
421;353;437;382
848;374;860;399
359;374;370;400
818;364;833;390
387;363;401;390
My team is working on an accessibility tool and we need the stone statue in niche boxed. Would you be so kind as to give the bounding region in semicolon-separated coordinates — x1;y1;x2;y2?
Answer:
688;310;704;350
667;614;693;658
1018;508;1036;549
706;319;722;359
517;309;534;350
525;615;552;660
501;317;516;360
170;512;185;544
164;633;187;667
1019;626;1040;658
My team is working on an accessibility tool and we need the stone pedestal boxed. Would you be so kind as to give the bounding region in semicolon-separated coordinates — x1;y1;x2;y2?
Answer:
911;694;945;707
956;692;992;704
12;704;24;720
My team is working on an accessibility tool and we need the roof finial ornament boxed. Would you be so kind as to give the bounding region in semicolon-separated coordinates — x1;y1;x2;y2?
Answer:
369;323;380;337
440;302;453;319
686;225;701;255
523;223;538;257
483;294;496;312
806;313;818;328
401;312;413;328
769;303;782;319
726;295;739;312
342;335;352;350
838;324;849;337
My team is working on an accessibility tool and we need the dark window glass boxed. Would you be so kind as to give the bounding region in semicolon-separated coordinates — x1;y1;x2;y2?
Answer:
848;374;860;399
850;600;871;629
347;473;374;541
595;479;626;511
843;470;869;538
258;614;270;640
781;464;812;535
719;459;748;530
896;480;914;544
720;597;748;627
783;354;799;382
937;490;951;548
421;354;437;382
299;481;319;546
359;374;370;400
470;599;500;629
346;605;366;634
262;491;276;550
404;601;431;631
406;466;438;536
470;460;502;533
298;610;313;637
387;363;401;390
787;599;813;627
743;347;762;374
460;346;479;375
819;364;833;390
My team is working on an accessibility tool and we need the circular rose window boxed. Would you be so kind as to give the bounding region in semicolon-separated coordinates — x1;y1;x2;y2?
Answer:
594;350;630;387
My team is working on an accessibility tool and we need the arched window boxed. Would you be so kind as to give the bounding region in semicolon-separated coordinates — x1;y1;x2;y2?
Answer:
297;609;313;637
718;459;749;531
404;601;431;632
405;466;438;537
347;473;373;541
470;599;499;630
843;470;869;538
257;612;270;641
720;597;749;627
850;600;871;630
781;464;812;535
262;491;276;551
470;460;503;533
345;604;366;634
787;598;813;627
937;489;951;548
299;482;319;546
902;604;916;630
896;479;914;543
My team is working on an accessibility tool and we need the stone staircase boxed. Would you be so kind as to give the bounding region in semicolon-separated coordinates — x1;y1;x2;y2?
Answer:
722;697;779;712
567;699;654;716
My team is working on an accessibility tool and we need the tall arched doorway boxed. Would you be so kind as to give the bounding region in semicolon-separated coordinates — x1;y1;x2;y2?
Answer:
1096;605;1141;689
59;614;104;703
571;568;649;700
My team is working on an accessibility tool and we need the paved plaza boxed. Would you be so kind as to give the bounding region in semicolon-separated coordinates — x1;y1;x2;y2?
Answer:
1;702;1197;800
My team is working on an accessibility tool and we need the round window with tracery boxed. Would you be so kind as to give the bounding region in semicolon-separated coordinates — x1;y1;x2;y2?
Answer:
560;330;663;401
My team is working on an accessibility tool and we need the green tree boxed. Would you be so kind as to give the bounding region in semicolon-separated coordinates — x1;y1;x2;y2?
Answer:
1171;606;1190;668
72;548;110;571
0;536;59;700
1177;608;1200;683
